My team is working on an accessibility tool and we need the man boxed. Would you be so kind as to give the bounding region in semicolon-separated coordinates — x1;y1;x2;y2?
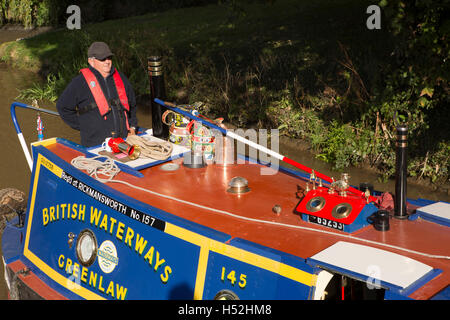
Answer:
57;41;137;147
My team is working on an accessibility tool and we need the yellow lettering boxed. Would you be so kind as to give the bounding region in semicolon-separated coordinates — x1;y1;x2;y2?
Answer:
99;214;108;231
65;258;73;274
78;204;86;221
144;246;155;266
154;251;165;272
124;227;134;248
106;280;115;298
81;266;88;283
58;254;65;268
49;206;55;222
98;275;105;292
116;222;125;241
90;207;102;226
134;234;147;255
71;203;78;219
42;208;49;226
89;271;97;288
72;262;80;279
116;284;128;300
160;265;172;283
61;203;67;219
56;245;135;299
109;217;117;234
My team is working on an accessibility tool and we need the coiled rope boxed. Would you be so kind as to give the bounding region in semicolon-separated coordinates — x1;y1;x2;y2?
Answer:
126;135;173;160
71;155;450;260
71;156;120;183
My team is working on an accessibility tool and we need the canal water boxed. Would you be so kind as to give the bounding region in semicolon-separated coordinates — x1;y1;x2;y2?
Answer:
0;29;448;300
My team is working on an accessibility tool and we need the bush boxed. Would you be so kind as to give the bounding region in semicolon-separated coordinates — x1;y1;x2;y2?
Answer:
7;0;449;186
0;0;220;28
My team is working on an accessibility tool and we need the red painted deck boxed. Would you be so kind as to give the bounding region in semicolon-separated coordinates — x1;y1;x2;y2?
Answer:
46;142;450;299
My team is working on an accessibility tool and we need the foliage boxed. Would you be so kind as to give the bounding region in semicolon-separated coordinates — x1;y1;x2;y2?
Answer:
17;73;58;101
367;0;450;182
0;0;219;28
2;0;448;186
0;0;60;27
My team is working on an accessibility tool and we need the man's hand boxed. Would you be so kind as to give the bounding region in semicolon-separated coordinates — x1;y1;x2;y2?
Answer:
128;127;136;136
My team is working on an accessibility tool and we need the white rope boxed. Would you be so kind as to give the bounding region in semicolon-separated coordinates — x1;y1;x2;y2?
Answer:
71;155;120;183
126;135;173;160
71;155;450;260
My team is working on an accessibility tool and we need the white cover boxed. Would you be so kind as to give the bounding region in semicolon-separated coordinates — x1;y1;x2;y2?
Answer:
417;201;450;221
310;241;433;289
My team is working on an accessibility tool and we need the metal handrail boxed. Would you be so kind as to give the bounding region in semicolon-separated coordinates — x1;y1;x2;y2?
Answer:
10;102;59;171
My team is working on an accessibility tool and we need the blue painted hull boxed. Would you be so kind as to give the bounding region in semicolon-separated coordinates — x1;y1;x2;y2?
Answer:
2;143;316;300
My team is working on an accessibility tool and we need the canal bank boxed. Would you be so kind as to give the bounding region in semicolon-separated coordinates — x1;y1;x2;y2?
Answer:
0;24;449;299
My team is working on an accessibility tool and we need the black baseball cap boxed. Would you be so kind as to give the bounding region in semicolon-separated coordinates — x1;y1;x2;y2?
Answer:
88;42;114;60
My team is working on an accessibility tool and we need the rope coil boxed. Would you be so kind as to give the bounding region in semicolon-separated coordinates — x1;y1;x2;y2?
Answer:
71;155;120;183
70;155;450;261
126;135;173;160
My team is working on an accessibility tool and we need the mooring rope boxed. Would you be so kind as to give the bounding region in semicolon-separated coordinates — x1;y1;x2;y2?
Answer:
70;155;450;261
71;156;120;183
126;135;173;160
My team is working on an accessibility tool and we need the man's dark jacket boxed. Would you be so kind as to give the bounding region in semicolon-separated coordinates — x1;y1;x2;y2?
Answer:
56;65;137;147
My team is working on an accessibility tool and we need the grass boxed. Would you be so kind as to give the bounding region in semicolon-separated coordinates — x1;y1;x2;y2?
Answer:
1;0;389;96
1;0;447;186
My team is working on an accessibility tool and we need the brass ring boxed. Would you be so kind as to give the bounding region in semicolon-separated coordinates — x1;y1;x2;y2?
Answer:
306;196;326;212
331;203;352;219
214;290;239;300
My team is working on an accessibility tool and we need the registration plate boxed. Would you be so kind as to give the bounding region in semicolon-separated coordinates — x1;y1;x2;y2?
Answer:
308;215;344;231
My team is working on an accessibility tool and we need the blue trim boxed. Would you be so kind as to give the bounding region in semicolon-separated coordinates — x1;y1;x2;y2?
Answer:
408;198;436;207
84;135;190;176
10;102;22;134
204;237;314;300
417;212;450;227
414;202;450;227
31;144;231;243
229;238;313;269
10;144;235;299
384;291;413;300
57;138;144;178
10;102;59;135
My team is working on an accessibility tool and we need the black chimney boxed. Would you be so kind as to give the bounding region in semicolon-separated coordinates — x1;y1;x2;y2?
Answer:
394;125;408;219
148;56;169;139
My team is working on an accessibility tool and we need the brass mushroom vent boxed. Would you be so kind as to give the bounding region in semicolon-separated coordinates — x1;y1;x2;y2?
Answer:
227;176;250;194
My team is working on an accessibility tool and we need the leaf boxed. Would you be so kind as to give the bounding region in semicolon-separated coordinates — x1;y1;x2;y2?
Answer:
417;96;428;107
420;87;434;98
378;0;388;8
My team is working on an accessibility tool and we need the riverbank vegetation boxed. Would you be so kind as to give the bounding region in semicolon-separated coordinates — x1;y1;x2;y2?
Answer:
0;0;448;187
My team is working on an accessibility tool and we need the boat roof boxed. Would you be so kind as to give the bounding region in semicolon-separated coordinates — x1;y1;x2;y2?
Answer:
38;138;450;299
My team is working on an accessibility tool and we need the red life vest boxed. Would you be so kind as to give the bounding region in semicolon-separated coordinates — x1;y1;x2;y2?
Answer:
80;68;130;130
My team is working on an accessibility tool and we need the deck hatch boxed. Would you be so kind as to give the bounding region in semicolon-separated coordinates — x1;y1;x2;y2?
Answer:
307;241;435;292
416;201;450;227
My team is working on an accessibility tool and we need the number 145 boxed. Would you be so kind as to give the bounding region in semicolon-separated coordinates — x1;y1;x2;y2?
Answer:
221;267;247;288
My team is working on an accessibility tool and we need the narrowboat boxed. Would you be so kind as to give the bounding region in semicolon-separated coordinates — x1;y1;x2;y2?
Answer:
1;60;449;300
